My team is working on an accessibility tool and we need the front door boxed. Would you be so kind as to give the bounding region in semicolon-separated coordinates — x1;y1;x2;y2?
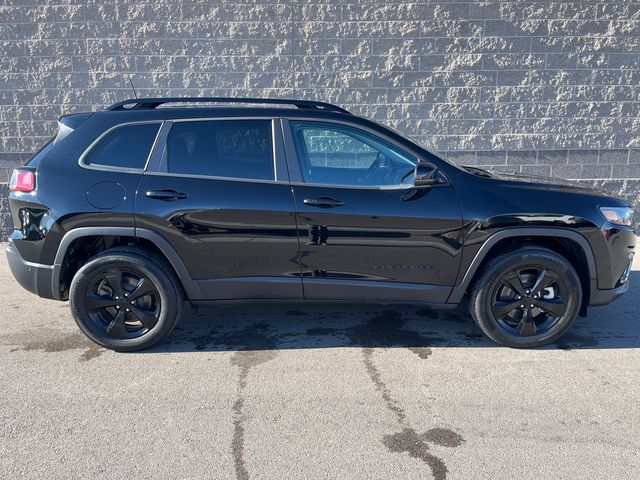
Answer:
284;119;463;303
135;117;302;300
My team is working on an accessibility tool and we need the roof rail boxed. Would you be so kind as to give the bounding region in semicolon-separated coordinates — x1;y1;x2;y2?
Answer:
106;97;351;114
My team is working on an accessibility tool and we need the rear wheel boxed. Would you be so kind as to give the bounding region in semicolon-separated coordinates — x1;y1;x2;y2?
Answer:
69;249;183;351
469;247;582;348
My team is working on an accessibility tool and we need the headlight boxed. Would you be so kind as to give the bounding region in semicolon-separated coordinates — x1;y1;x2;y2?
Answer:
599;206;634;226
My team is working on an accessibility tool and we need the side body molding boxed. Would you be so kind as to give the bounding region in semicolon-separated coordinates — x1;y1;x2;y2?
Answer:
446;227;597;304
51;227;204;300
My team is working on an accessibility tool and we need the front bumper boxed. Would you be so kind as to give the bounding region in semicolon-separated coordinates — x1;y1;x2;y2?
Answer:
587;225;635;306
5;240;57;300
589;278;630;306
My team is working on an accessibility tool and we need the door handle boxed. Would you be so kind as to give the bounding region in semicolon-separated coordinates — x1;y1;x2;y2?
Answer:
145;189;188;200
303;197;345;208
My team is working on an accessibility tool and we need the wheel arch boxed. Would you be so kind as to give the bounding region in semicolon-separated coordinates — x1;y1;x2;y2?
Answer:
51;227;204;301
448;228;596;310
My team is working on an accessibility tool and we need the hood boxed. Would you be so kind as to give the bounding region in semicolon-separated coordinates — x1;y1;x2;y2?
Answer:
462;166;617;198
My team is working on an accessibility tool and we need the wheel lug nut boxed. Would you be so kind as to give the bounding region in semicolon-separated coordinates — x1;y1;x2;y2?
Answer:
125;308;130;312
130;301;135;305
124;293;129;298
520;304;525;308
116;306;120;309
114;296;119;300
530;304;534;308
516;295;521;300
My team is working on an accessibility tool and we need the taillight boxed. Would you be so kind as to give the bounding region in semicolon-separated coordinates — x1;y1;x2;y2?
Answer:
9;169;36;192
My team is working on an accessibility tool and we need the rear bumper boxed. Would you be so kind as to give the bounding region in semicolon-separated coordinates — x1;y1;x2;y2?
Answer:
5;240;58;300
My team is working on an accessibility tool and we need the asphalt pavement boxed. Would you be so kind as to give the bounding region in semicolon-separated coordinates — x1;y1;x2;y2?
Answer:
1;247;639;479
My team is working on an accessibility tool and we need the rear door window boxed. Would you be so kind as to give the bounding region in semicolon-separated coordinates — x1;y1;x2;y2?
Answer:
165;120;274;180
85;123;160;170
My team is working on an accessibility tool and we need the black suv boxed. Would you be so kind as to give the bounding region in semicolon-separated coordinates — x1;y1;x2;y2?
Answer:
6;97;636;351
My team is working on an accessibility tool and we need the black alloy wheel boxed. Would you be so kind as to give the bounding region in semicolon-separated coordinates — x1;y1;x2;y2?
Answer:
84;268;161;340
469;247;582;348
69;249;183;351
491;267;568;337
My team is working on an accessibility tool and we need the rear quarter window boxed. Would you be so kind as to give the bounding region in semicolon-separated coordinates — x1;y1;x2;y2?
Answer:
84;123;160;170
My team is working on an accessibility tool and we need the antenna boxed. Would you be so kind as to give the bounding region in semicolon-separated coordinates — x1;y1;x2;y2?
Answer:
127;75;138;99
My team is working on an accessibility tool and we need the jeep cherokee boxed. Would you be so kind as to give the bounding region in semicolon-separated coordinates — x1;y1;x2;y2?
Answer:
5;97;636;350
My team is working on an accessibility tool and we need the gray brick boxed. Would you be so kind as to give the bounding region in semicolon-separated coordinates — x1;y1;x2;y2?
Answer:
443;151;477;165
630;150;640;164
506;150;537;166
545;53;578;70
567;150;600;165
613;164;640;179
433;71;496;88
548;20;612;36
599;149;629;165
468;2;501;20
581;164;613;179
608;54;640;70
484;20;518;37
552;164;582;180
497;70;529;86
476;151;507;165
538;150;568;165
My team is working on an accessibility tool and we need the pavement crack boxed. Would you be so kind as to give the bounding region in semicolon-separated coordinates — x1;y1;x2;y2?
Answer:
362;347;406;424
232;372;249;480
230;350;277;480
356;315;464;480
226;323;279;480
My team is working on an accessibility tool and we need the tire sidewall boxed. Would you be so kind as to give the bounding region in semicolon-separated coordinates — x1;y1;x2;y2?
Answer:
69;252;182;351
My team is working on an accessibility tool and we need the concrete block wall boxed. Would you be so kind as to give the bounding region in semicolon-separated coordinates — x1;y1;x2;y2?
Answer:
1;1;640;238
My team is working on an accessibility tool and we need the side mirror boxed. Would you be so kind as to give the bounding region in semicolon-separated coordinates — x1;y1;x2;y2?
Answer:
413;162;442;187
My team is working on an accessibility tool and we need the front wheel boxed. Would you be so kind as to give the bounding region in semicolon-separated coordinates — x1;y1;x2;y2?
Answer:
469;247;582;348
69;249;183;351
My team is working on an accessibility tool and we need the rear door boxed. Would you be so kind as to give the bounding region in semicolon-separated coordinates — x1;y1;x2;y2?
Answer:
283;119;463;303
135;117;302;300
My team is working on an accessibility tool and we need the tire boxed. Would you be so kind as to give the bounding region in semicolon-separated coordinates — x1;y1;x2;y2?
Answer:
69;248;183;351
468;247;582;348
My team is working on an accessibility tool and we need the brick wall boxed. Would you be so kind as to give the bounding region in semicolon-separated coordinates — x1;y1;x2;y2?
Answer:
2;1;640;238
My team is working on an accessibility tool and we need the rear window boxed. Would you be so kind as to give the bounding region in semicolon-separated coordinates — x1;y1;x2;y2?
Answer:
85;123;160;169
165;120;274;180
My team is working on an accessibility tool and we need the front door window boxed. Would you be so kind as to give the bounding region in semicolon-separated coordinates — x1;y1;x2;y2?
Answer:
290;121;417;187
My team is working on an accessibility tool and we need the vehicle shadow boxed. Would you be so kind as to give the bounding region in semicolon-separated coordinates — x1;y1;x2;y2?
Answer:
147;271;640;353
